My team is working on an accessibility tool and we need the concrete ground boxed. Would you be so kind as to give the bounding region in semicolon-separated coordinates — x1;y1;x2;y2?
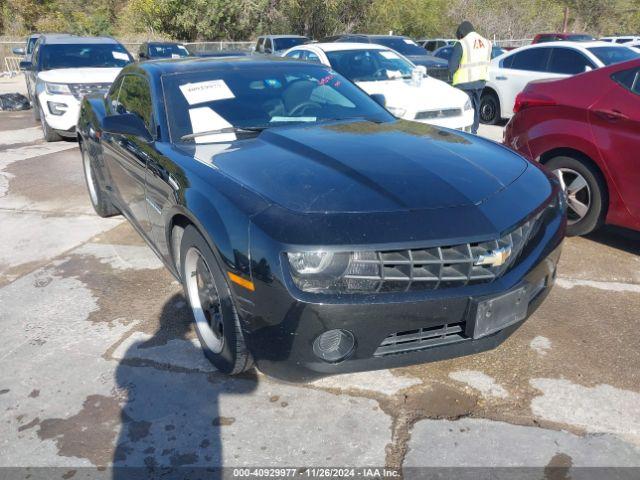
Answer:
1;110;640;477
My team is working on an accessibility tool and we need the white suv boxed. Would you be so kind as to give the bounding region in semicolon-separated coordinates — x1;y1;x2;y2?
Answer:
20;34;132;141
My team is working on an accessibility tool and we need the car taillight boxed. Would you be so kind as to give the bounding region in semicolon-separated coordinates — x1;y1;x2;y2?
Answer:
513;91;556;113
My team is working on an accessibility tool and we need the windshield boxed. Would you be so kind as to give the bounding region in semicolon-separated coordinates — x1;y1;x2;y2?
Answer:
568;34;596;41
149;43;190;58
273;37;308;51
325;49;414;82
162;63;394;144
371;37;426;56
588;46;640;65
40;43;132;70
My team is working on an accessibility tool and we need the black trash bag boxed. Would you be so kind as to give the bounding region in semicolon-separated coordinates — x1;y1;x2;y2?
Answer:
0;93;31;111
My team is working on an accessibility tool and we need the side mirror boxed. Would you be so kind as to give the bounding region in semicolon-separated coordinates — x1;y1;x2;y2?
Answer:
102;113;153;142
19;60;32;71
12;47;25;55
370;94;386;107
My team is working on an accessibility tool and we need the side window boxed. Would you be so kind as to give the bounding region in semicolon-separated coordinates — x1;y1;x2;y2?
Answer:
256;38;264;52
425;41;436;51
306;51;321;63
509;48;551;72
612;67;640;95
117;75;153;134
285;50;302;59
264;38;272;53
547;48;595;74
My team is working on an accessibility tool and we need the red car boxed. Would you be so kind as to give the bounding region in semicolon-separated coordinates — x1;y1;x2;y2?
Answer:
532;33;595;43
504;58;640;236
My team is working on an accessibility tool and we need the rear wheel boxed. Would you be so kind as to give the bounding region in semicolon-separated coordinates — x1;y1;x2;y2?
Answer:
480;91;500;125
81;144;119;217
180;225;253;375
546;155;606;236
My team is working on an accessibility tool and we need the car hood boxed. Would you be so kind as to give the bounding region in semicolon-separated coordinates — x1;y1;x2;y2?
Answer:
37;68;122;84
405;55;448;68
357;77;468;111
191;120;527;214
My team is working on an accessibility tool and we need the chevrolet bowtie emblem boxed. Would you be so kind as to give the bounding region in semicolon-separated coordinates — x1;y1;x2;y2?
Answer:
474;245;512;267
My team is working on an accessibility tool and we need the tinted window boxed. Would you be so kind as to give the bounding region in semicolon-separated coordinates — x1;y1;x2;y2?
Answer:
273;37;308;51
425;41;437;51
162;63;394;143
616;38;631;43
611;67;640;95
547;48;594;74
536;35;558;43
371;37;426;56
588;46;640;65
117;75;153;133
256;38;264;52
285;50;302;59
306;51;321;63
27;37;38;54
149;43;190;58
264;39;272;52
39;43;132;70
508;48;550;71
326;49;414;81
108;76;125;110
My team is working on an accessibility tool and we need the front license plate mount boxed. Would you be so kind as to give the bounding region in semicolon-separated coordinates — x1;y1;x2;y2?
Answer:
467;286;529;339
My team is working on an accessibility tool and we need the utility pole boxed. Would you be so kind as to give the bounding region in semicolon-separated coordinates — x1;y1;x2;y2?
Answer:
562;6;569;33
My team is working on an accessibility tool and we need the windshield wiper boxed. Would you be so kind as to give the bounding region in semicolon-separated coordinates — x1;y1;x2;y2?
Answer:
180;126;265;141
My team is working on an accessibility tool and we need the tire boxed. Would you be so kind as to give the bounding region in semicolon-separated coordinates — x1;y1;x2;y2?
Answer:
81;143;119;218
480;91;501;125
180;225;253;375
39;104;62;142
546;155;606;236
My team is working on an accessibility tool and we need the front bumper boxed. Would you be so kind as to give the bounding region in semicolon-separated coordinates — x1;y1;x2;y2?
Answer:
37;91;81;132
410;108;474;130
244;204;565;382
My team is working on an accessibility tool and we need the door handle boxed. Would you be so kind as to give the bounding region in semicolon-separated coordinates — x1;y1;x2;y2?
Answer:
593;108;628;122
496;76;508;80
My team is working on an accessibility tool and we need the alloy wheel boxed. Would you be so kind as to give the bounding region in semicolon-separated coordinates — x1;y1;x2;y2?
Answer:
82;149;99;207
184;247;225;353
480;98;496;123
554;167;591;225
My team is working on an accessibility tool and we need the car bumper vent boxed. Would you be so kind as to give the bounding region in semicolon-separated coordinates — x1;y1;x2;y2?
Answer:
343;211;544;293
374;322;466;356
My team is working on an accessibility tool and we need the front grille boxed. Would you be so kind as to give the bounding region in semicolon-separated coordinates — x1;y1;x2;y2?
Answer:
415;108;462;120
343;212;543;293
69;83;111;100
426;66;450;83
375;322;466;356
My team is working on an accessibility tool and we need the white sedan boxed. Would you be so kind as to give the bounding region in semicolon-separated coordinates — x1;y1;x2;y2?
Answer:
282;43;474;131
480;41;640;124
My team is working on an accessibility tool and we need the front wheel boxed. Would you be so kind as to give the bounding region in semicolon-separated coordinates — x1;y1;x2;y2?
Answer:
480;91;501;125
546;155;606;236
180;225;253;375
39;104;62;142
81;144;119;217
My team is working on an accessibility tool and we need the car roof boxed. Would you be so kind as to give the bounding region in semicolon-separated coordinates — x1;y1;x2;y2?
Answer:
300;42;388;52
518;40;619;50
39;34;120;45
147;41;183;45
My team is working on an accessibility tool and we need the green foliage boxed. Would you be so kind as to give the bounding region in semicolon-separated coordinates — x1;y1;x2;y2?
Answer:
3;0;640;39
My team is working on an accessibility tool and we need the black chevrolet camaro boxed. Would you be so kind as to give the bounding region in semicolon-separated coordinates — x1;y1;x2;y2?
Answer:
77;57;566;382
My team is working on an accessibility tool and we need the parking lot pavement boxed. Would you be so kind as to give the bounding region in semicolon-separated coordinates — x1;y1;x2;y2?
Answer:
1;110;639;473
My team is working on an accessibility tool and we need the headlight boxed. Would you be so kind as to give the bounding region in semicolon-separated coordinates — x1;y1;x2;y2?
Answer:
386;106;407;118
464;98;473;111
45;82;71;95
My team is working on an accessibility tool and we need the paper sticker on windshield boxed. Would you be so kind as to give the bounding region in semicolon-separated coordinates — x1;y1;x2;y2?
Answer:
188;107;236;143
112;51;129;61
403;39;417;45
380;51;400;60
171;53;181;59
180;79;235;105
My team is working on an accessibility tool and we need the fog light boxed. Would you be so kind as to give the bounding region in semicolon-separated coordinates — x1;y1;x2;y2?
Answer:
313;329;355;363
47;101;68;116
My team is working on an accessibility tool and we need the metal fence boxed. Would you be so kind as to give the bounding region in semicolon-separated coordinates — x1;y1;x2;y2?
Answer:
493;38;533;49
